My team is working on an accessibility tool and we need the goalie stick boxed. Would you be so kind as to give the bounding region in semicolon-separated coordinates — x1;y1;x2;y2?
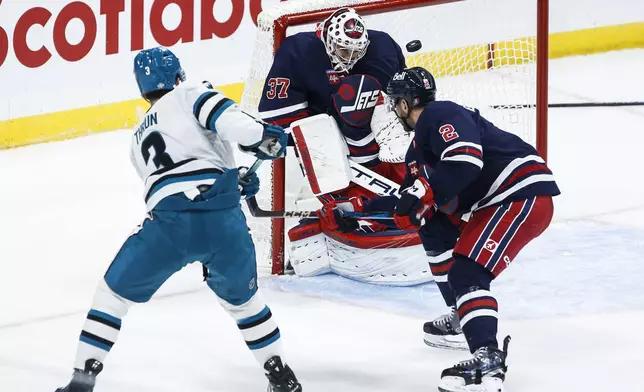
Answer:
245;195;394;220
243;156;403;219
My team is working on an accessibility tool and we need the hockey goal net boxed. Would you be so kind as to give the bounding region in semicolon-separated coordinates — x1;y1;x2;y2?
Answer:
240;0;549;275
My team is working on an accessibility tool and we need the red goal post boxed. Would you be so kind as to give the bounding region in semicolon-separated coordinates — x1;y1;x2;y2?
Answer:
241;0;550;275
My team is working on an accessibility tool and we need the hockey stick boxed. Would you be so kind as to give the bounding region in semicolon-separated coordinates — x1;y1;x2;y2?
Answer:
348;160;402;197
242;158;264;179
244;157;403;219
245;196;394;220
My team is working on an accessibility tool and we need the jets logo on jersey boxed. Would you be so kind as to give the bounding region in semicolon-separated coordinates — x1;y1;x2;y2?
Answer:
334;74;381;127
343;19;365;38
439;124;459;142
338;76;380;113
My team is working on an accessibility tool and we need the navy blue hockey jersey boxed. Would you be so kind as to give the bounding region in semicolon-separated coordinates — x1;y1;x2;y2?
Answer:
404;101;560;214
258;30;405;165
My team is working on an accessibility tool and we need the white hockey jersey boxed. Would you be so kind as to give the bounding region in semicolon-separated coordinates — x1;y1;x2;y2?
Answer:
130;81;264;211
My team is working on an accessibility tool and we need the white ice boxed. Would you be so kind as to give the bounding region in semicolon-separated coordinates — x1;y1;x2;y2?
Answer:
1;50;644;392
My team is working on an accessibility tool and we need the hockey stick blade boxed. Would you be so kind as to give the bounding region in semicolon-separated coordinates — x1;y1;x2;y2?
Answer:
246;196;317;218
245;197;393;220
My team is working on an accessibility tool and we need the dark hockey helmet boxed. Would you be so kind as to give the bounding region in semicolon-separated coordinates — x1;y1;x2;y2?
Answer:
385;66;437;111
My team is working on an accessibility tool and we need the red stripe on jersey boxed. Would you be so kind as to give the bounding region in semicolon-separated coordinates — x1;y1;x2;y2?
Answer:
269;110;311;127
498;163;549;192
429;259;455;275
448;147;483;158
473;201;525;266
348;142;379;155
457;298;498;318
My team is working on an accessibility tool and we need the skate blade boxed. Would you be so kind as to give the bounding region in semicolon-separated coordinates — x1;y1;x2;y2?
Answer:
438;376;504;392
424;333;468;351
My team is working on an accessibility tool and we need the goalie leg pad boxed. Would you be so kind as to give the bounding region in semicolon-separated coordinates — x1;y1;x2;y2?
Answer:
287;220;332;277
324;230;434;286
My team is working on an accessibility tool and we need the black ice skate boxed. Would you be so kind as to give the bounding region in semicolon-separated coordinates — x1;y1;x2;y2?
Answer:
423;306;468;351
55;359;103;392
438;336;511;392
264;356;302;392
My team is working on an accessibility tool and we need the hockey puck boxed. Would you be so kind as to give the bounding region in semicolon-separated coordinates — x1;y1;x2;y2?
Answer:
406;40;422;53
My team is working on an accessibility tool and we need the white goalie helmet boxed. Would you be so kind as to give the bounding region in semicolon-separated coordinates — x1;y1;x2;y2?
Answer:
319;8;370;73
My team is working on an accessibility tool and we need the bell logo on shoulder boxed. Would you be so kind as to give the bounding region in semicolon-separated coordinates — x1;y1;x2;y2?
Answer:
343;19;365;38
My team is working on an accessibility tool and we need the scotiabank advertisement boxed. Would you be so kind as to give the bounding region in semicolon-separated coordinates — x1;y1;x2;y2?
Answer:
0;0;284;119
0;0;641;121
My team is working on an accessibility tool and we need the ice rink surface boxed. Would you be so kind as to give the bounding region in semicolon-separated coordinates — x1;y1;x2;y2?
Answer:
1;50;644;391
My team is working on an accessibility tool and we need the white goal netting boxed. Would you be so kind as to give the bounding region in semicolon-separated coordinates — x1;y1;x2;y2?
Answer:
239;0;540;273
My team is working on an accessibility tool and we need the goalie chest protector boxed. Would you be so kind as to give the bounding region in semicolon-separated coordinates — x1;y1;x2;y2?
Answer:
258;30;405;131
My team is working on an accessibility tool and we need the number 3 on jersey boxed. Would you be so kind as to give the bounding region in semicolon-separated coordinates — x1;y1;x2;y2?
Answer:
266;77;290;99
141;132;174;169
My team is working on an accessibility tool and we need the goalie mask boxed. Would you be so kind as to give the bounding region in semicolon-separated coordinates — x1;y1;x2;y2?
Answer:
319;8;370;73
386;67;437;132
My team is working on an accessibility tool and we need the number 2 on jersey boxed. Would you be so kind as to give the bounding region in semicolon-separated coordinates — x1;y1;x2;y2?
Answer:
141;132;174;169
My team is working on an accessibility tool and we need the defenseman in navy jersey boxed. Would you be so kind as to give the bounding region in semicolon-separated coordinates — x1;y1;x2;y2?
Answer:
55;47;302;392
386;67;560;392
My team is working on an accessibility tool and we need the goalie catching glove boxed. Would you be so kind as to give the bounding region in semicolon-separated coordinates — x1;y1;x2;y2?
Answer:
372;93;414;163
239;123;288;160
394;177;435;231
316;197;364;233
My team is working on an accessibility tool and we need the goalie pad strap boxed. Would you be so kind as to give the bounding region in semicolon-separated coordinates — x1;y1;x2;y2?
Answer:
291;125;321;194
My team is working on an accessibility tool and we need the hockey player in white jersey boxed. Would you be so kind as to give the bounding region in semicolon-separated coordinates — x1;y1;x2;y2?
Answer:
55;47;302;392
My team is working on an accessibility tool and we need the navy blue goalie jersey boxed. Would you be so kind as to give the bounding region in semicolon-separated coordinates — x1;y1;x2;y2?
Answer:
404;101;560;214
257;30;405;165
